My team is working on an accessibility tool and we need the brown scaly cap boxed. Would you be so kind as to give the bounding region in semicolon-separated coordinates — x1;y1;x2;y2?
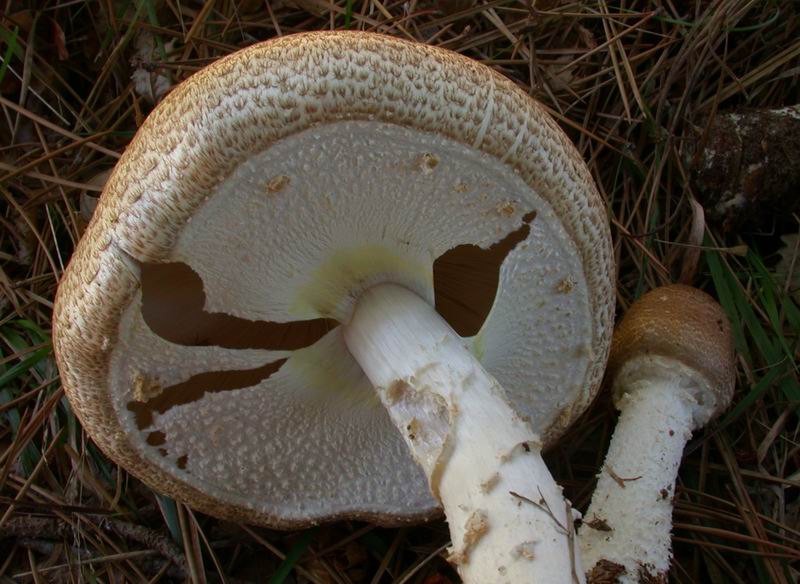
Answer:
608;284;736;418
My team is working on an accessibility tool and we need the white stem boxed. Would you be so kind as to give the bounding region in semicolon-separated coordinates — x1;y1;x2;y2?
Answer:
344;283;583;584
578;378;695;583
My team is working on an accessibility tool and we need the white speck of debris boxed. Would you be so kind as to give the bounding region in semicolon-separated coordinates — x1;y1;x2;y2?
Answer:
772;105;800;120
714;192;747;214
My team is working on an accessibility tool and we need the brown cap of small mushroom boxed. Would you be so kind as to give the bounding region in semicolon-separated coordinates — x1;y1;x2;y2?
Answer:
607;284;736;420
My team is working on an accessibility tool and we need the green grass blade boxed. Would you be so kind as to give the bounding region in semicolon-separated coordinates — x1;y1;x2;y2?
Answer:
0;386;40;475
0;25;20;87
720;366;782;427
706;247;751;362
11;319;48;342
746;251;799;373
0;346;52;388
344;0;354;28
156;494;183;544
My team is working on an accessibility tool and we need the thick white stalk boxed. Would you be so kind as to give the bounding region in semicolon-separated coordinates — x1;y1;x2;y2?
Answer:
344;283;583;584
578;379;695;583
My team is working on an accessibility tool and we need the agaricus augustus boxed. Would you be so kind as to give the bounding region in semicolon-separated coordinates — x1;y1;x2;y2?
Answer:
578;284;735;583
54;32;614;582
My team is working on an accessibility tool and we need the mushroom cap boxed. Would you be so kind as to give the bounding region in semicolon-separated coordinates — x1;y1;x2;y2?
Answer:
53;32;614;527
608;284;736;421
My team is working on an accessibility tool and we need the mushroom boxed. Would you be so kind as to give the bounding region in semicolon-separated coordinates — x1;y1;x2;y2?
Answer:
53;32;614;582
578;284;735;583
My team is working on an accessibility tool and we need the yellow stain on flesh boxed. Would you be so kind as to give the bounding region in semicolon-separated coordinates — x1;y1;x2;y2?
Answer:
291;245;431;319
470;331;486;361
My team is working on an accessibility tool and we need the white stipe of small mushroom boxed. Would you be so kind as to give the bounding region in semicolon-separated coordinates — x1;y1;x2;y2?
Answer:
344;284;584;584
578;356;713;583
139;327;435;522
109;293;289;393
171;120;592;438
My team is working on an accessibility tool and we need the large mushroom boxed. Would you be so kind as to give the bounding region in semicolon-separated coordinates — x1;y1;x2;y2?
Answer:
54;32;614;582
578;284;735;583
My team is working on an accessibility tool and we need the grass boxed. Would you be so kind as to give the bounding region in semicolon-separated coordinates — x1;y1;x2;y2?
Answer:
1;1;799;582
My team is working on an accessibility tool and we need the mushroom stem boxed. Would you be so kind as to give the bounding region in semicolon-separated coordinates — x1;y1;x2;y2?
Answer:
578;365;696;583
344;283;584;584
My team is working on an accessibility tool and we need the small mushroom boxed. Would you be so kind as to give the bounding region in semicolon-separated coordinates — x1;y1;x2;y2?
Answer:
53;32;615;583
578;285;735;583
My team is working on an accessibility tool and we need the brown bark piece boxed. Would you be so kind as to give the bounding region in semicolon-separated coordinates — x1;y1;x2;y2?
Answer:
687;105;800;231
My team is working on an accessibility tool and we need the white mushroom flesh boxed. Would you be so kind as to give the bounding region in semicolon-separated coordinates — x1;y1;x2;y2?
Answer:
106;121;594;521
113;317;434;519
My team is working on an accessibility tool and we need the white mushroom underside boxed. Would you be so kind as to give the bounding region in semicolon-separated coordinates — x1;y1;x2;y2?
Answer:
109;121;592;521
